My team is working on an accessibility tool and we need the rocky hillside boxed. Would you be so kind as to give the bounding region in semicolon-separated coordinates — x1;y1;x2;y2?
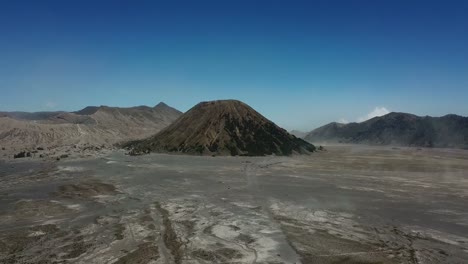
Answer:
304;112;468;149
126;100;315;156
0;102;182;152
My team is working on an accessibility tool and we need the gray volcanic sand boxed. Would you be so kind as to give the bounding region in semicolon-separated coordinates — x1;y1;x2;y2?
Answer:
1;145;468;263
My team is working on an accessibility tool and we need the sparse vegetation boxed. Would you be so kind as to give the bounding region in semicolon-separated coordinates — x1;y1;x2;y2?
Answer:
13;151;30;159
125;100;315;156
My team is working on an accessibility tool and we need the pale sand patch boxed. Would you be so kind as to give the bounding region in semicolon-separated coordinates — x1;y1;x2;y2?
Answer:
58;166;85;172
212;225;240;240
28;231;46;237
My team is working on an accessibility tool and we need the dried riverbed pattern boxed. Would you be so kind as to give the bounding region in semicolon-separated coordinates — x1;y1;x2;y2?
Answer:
1;145;468;263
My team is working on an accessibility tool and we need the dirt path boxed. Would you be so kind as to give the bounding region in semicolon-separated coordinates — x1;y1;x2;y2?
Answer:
244;158;302;264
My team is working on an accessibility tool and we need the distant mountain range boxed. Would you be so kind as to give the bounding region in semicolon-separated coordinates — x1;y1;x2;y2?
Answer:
0;102;182;150
304;112;468;149
126;100;315;156
3;102;467;155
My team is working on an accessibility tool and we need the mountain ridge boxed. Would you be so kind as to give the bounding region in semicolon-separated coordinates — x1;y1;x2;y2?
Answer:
0;102;182;151
304;112;468;149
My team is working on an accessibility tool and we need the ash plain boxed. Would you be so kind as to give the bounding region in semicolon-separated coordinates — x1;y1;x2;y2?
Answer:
1;145;468;263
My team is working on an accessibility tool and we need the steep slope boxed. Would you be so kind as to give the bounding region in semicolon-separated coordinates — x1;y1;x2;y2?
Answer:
290;130;308;138
126;100;315;156
0;103;182;151
305;112;468;149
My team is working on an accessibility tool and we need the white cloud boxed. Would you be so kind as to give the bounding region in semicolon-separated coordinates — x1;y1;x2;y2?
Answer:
357;107;390;122
338;118;349;124
44;102;57;109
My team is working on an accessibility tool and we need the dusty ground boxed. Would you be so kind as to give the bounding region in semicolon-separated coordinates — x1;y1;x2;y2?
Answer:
1;145;468;263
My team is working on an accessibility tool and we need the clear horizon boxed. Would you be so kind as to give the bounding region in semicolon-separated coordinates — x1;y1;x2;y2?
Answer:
1;0;467;131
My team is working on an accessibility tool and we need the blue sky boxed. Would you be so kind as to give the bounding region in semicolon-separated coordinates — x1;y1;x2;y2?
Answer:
1;0;467;130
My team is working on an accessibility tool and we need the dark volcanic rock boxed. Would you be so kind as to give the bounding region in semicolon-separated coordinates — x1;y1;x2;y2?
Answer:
305;112;468;149
125;100;315;156
14;151;27;159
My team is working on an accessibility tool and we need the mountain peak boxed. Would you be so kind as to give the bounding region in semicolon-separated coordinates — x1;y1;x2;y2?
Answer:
154;102;169;108
197;99;243;105
126;100;315;156
73;106;101;115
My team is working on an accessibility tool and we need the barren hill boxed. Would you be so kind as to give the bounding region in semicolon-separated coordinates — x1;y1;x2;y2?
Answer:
126;100;315;156
0;103;182;153
304;112;468;149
